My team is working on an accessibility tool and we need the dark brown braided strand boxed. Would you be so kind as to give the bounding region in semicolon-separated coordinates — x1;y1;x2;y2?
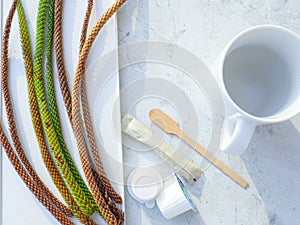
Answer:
54;0;72;123
72;1;127;224
92;169;124;221
1;1;73;224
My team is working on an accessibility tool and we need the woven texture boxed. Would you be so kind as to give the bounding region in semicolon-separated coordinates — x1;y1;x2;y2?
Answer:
71;1;127;224
32;0;95;216
79;0;123;211
17;0;99;223
3;0;71;217
17;0;73;217
1;0;126;224
80;1;123;205
1;1;73;224
54;0;73;123
55;0;125;222
45;0;99;214
14;0;106;223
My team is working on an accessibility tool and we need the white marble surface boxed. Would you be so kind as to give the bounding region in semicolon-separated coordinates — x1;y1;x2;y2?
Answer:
117;1;300;225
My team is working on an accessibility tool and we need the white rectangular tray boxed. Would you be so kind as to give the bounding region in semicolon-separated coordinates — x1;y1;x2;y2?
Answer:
1;1;124;224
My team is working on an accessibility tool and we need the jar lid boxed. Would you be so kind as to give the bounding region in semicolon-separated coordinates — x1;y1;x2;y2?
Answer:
127;167;163;202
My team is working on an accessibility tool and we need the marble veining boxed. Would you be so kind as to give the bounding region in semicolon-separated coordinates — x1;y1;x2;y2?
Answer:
117;1;300;225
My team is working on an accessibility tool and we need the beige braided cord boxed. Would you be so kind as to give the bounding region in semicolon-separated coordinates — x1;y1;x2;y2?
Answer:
79;0;123;205
72;1;127;224
1;1;73;224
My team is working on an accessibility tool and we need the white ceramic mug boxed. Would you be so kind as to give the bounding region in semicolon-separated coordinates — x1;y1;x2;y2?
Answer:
216;25;300;155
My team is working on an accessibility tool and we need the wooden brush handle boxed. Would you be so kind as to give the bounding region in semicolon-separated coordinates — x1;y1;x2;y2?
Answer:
180;131;249;188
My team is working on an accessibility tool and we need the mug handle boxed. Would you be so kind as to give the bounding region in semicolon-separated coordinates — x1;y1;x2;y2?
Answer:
220;113;256;155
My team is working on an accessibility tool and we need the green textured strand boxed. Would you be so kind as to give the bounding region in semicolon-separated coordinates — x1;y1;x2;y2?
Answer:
16;0;75;212
45;0;98;212
32;0;94;215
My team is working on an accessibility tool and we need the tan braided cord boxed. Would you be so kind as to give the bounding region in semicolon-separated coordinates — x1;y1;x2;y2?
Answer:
79;0;123;206
1;1;73;224
80;0;94;55
55;0;123;218
53;1;121;221
72;0;127;224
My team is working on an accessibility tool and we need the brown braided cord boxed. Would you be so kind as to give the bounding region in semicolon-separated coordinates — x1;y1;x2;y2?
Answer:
17;1;100;224
2;0;73;217
53;0;123;218
71;1;127;224
0;127;73;225
53;0;123;221
92;169;124;221
81;78;123;203
56;0;122;210
79;0;123;205
54;0;72;123
1;1;73;224
81;71;123;218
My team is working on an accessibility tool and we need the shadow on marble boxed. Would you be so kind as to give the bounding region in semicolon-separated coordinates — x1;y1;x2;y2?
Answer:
241;121;300;225
118;0;150;116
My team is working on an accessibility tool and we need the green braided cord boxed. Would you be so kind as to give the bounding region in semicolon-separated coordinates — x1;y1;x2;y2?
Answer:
45;0;98;212
32;0;94;215
16;0;74;212
16;0;96;217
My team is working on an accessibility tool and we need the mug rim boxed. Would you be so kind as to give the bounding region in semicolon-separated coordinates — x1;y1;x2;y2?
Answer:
219;24;300;123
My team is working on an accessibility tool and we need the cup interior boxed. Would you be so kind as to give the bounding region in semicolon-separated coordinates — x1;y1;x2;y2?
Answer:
222;26;300;121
